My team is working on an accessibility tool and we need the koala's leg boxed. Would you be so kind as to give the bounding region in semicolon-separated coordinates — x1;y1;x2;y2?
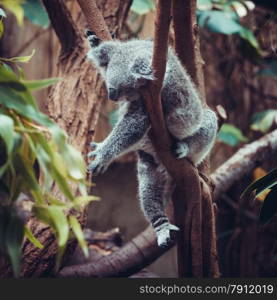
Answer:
174;108;218;165
137;150;179;248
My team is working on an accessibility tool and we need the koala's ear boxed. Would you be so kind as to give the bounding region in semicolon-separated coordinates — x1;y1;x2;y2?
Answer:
88;43;115;67
131;57;154;80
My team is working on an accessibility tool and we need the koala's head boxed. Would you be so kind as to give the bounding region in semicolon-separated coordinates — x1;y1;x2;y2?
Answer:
96;41;154;102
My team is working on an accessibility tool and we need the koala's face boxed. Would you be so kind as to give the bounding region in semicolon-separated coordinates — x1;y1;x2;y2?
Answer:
105;51;153;102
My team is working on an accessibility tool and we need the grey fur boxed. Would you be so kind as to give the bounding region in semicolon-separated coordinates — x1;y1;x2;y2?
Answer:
87;34;218;247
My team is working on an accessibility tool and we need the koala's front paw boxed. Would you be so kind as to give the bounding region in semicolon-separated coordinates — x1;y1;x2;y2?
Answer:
87;142;109;176
173;141;189;159
156;223;179;248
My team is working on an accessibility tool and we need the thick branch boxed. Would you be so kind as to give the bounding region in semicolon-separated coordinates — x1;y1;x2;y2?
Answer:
59;226;169;278
42;0;80;56
212;129;277;201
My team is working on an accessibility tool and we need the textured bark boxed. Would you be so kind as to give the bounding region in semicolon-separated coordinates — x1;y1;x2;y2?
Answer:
0;0;131;278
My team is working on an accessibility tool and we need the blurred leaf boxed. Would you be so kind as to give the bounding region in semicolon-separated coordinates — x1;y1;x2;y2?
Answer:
251;110;277;133
197;0;213;10
34;205;69;271
0;8;6;17
241;168;277;199
62;145;86;181
69;216;88;258
239;27;259;51
218;123;248;146
198;10;242;35
5;210;24;277
258;59;277;79
74;195;100;207
259;186;277;224
24;225;43;249
0;115;14;155
22;77;60;91
0;20;4;38
1;0;24;25
1;49;35;63
34;205;69;248
131;0;155;15
22;0;49;28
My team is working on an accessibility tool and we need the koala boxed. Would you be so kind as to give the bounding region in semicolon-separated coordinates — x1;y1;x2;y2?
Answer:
86;31;218;248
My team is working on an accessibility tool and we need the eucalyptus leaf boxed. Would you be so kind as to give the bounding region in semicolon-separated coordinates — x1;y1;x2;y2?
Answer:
218;123;248;146
69;216;88;257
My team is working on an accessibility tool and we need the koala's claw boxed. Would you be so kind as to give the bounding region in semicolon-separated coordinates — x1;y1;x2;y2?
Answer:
174;141;189;159
156;223;179;248
89;141;98;149
88;159;108;176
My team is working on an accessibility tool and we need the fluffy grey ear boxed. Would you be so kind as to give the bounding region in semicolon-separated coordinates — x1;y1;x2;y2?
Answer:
131;57;154;80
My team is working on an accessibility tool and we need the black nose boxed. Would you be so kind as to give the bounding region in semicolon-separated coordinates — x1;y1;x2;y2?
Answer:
108;88;118;100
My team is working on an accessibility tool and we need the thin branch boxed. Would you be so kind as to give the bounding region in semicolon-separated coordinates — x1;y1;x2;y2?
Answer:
77;0;112;41
212;129;277;201
42;0;80;56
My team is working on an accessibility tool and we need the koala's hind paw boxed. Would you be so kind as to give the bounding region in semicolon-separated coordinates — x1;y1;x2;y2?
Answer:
174;141;189;159
156;223;179;248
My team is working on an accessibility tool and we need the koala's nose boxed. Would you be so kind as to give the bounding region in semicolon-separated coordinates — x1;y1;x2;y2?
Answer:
108;88;118;101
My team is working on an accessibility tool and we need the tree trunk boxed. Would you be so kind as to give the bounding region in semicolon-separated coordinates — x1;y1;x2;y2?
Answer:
0;0;131;278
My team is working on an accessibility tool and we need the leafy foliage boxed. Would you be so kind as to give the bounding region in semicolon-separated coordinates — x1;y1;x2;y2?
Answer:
0;55;95;276
131;0;155;15
197;0;259;52
0;0;49;28
218;123;248;146
22;0;49;28
242;168;277;224
251;110;277;133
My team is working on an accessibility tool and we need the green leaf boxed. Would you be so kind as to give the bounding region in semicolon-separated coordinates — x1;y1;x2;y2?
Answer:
241;168;277;199
251;110;277;133
198;10;242;35
0;8;6;18
22;0;49;28
24;225;43;249
5;210;24;277
1;0;24;25
1;49;35;63
62;145;86;181
34;205;69;248
69;216;88;258
0;20;4;39
218;123;248;146
0;115;14;155
21;77;60;91
34;205;69;271
239;27;259;50
259;186;277;224
131;0;155;15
